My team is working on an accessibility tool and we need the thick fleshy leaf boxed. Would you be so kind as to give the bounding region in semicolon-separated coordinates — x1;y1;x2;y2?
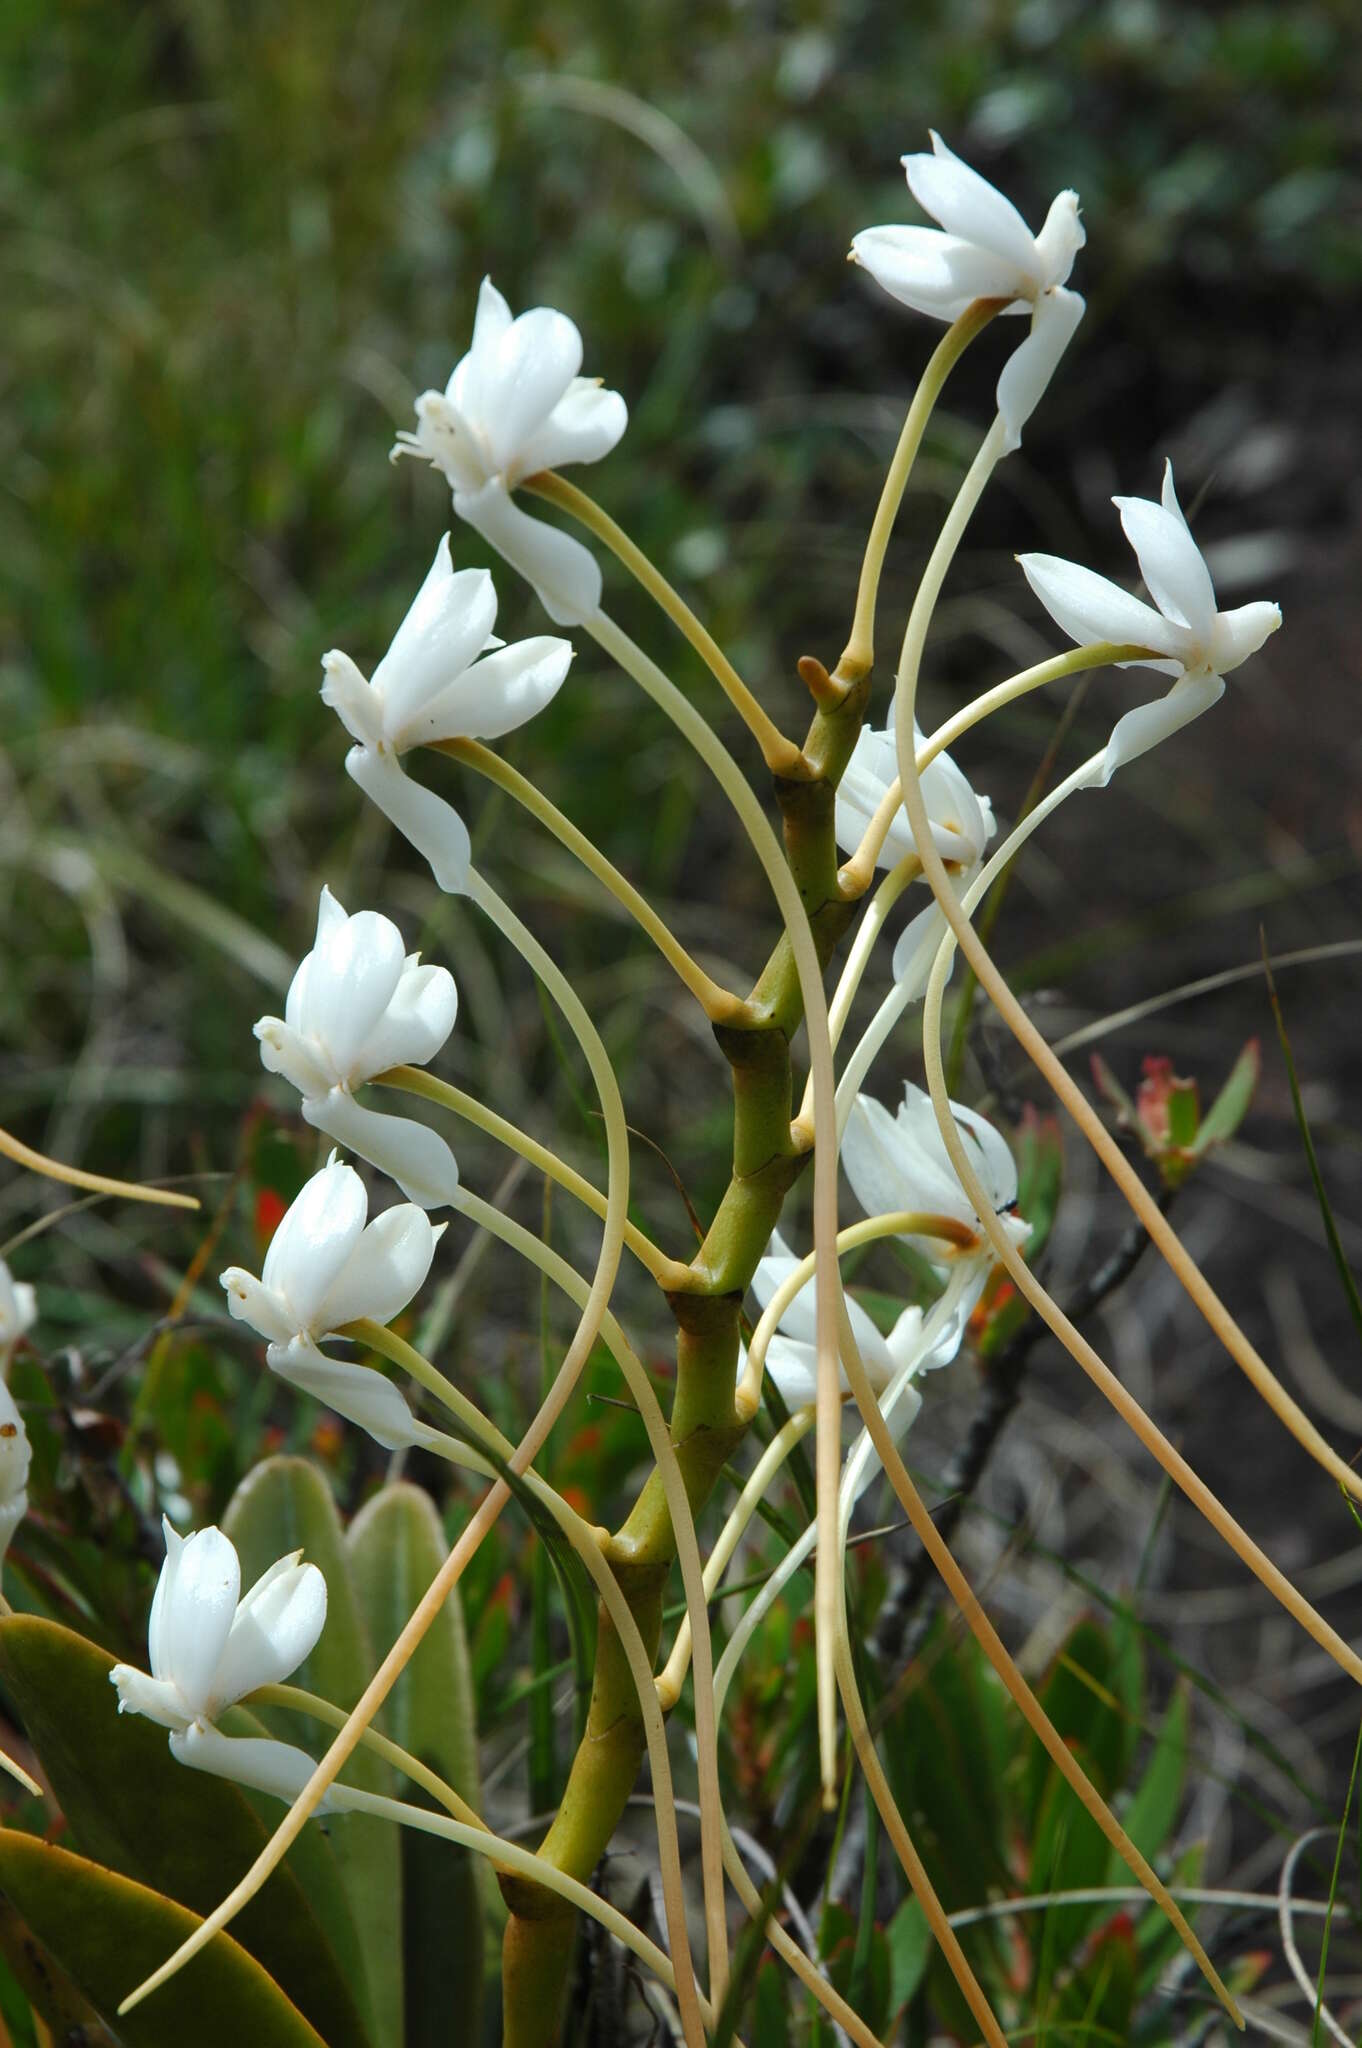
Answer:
261;1159;368;1331
1100;671;1225;784
0;1615;370;2048
1017;552;1179;663
302;1091;460;1212
223;1459;403;2048
0;1836;332;2048
344;744;471;895
346;1485;488;2048
406;634;572;746
455;476;602;628
370;540;499;738
905;132;1039;272
1114;491;1217;640
996;285;1084;451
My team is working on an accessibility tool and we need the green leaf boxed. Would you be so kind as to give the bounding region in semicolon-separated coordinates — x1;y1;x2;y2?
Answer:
0;1615;369;2048
0;1832;328;2048
223;1456;403;2048
0;1889;111;2044
885;1893;931;2017
1108;1684;1189;1878
1190;1037;1260;1154
346;1482;489;2045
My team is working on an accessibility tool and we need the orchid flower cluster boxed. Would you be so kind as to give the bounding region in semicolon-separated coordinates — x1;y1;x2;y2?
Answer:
101;130;1307;2048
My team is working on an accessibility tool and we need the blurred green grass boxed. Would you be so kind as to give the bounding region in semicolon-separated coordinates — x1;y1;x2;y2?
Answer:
3;0;1360;1227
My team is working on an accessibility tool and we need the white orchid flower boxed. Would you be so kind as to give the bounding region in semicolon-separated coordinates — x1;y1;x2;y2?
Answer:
395;277;627;626
0;1260;36;1351
0;1378;32;1570
322;535;573;894
110;1519;336;1808
835;707;995;874
852;132;1085;449
843;1084;1030;1323
221;1156;443;1449
255;887;460;1210
1018;461;1282;784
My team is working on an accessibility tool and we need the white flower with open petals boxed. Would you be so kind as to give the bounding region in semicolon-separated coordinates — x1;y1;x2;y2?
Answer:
255;887;460;1210
221;1156;442;1449
852;132;1085;449
835;708;995;874
111;1519;326;1733
843;1084;1030;1322
395;277;627;626
0;1260;36;1352
1019;461;1282;783
322;536;573;895
110;1520;338;1808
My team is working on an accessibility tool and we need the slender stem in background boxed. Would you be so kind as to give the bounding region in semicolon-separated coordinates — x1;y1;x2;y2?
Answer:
0;1124;199;1210
838;297;1004;682
432;737;746;1022
374;1065;689;1288
527;471;805;776
792;850;921;1133
831;1293;1244;2031
588;605;848;1799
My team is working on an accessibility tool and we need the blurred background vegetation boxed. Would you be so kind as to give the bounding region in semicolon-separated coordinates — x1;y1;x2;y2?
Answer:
4;1;1362;2038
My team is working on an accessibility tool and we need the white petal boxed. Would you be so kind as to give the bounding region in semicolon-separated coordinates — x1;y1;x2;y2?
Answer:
405;392;488;495
302;907;407;1081
751;1231;816;1345
268;1337;427;1451
919;738;996;867
170;1723;339;1813
842;1092;969;1232
0;1378;32;1506
1032;189;1085;288
158;1526;240;1720
221;1266;296;1347
851;225;1025;321
0;1262;37;1344
303;1091;460;1212
315;1202;441;1330
147;1516;182;1678
0;1491;25;1567
947;1100;1019;1209
371;541;500;740
353;958;458;1077
254;1016;335;1098
1208;600;1281;676
454;477;602;628
453;296;583;480
844;1294;896;1389
763;1335;822;1409
464;274;512;361
905;134;1042;274
261;1159;368;1331
1160;458;1191;534
516;377;629;477
1113;493;1217;641
995;285;1085;452
1018;552;1182;662
344;744;472;896
110;1665;192;1732
844;1381;923;1510
320;650;384;750
402;634;572;747
1099;671;1225;785
209;1557;327;1712
891;903;950;992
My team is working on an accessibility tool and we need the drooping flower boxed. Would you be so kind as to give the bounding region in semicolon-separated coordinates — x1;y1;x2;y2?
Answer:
110;1520;336;1807
748;1228;965;1414
835;708;995;874
394;277;627;626
322;535;573;894
852;132;1085;449
0;1260;36;1351
1018;461;1282;783
221;1156;442;1449
842;1083;1030;1321
255;887;460;1210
